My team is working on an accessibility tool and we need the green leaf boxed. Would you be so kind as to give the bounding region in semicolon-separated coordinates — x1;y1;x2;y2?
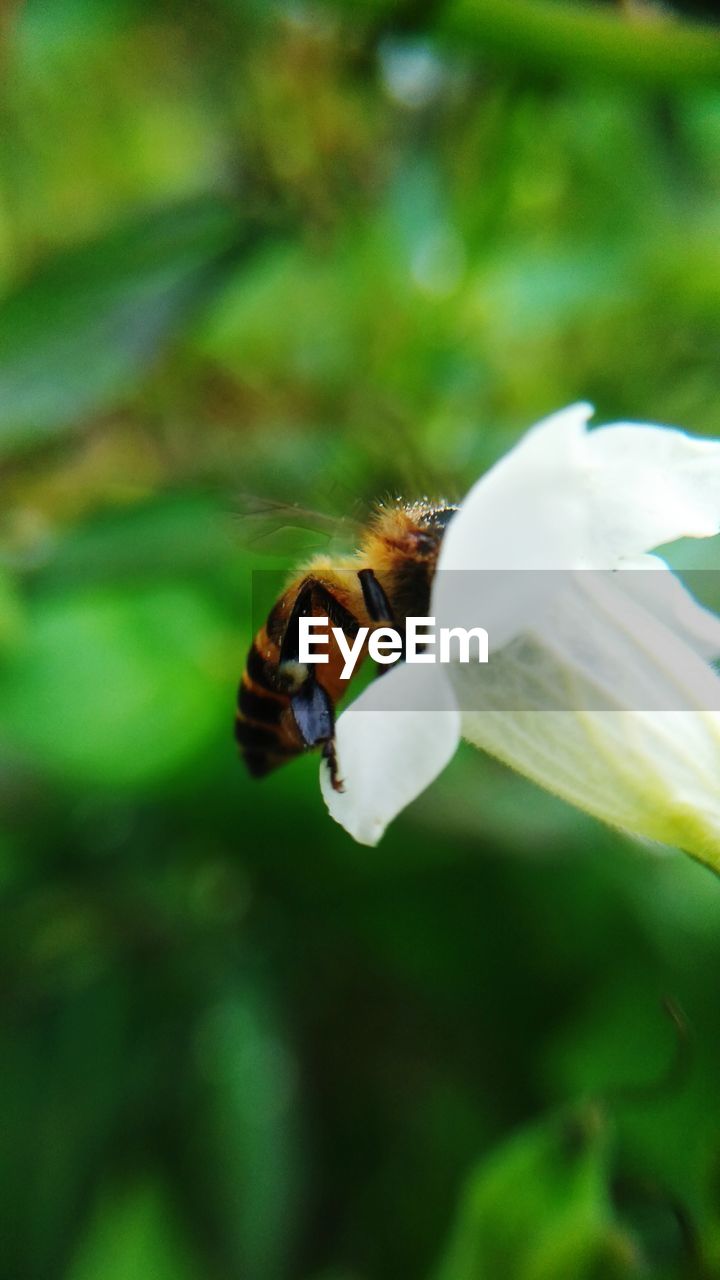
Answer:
69;1177;203;1280
0;979;133;1278
0;198;241;456
181;979;302;1280
432;1107;642;1280
437;0;720;92
0;567;26;654
0;582;231;788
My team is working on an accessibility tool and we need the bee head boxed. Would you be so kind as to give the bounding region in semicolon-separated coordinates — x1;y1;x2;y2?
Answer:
411;505;458;554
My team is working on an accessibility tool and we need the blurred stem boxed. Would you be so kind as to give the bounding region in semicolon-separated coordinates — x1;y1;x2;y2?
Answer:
436;0;720;90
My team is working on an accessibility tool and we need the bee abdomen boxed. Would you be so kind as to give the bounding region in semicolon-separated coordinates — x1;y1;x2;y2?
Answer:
243;750;281;779
245;639;278;691
238;681;284;725
234;716;290;751
235;635;302;779
235;705;300;777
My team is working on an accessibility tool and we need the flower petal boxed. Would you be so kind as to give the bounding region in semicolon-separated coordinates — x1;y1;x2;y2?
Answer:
616;555;720;661
436;402;594;575
432;402;597;650
433;405;720;648
451;575;720;867
320;664;461;846
585;424;720;560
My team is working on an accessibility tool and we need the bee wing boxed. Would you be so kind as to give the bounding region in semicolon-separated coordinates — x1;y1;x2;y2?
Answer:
234;495;363;557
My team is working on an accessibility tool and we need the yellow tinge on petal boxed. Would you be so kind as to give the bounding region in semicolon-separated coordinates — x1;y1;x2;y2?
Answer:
452;572;720;869
460;704;720;870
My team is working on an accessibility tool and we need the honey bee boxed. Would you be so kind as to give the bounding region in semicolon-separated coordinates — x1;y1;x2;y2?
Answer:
235;501;458;790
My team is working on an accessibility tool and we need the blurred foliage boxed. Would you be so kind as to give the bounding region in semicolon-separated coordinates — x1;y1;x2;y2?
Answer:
2;0;720;1277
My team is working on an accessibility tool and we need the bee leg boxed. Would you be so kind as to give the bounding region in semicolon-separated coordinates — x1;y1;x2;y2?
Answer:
278;581;315;676
321;738;344;793
311;584;361;637
280;580;359;679
357;568;396;625
280;578;350;787
358;568;404;676
291;674;344;789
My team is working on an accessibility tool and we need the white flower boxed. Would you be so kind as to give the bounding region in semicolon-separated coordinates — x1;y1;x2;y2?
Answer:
320;404;720;870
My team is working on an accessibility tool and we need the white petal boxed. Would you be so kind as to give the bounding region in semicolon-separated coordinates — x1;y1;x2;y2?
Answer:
432;402;596;650
433;405;720;649
462;704;720;866
320;664;461;846
616;555;720;661
451;576;720;867
437;402;594;575
585;424;720;560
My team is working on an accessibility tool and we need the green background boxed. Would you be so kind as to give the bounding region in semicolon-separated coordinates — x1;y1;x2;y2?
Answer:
2;1;720;1277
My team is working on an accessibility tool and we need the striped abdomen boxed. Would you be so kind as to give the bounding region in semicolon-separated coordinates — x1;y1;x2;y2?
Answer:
235;629;303;778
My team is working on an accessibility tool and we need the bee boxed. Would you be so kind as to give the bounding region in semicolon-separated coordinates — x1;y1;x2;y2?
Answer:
235;501;458;791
